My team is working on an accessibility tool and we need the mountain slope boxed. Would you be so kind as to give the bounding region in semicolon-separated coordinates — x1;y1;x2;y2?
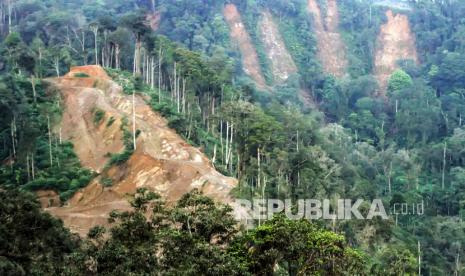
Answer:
223;4;267;88
46;66;237;236
374;10;418;93
307;0;348;77
259;11;298;83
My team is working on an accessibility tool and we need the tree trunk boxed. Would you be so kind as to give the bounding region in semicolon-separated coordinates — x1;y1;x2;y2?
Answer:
133;92;137;150
55;57;60;77
7;0;12;34
442;142;447;189
47;116;53;167
455;252;460;276
158;47;162;103
10;117;16;157
134;37;142;75
30;75;37;104
31;153;35;180
90;26;99;65
151;57;155;89
115;44;120;69
26;154;30;182
418;241;421;276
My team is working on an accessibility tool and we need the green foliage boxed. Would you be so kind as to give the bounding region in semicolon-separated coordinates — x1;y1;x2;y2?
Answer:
388;69;413;93
107;149;134;166
230;214;366;275
106;68;136;94
0;190;79;275
61;189;365;275
100;177;113;187
92;108;105;125
106;116;115;127
106;116;135;167
0;73;92;202
73;72;90;78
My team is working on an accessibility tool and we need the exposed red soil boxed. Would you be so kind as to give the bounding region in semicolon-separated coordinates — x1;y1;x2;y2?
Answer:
374;10;418;94
66;65;111;80
307;0;348;78
223;4;267;88
45;66;237;236
259;11;298;83
36;190;61;208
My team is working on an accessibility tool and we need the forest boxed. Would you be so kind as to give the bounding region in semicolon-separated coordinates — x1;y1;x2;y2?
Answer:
1;0;465;275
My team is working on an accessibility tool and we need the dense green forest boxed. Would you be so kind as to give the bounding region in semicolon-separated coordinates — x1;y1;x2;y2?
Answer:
1;0;465;274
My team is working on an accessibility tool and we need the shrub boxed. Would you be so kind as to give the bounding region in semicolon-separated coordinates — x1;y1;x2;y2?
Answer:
107;149;134;166
106;116;116;127
93;109;105;125
74;72;90;78
101;177;113;187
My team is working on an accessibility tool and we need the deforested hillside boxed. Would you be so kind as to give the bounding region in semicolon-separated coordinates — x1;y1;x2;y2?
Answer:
374;9;418;93
223;3;267;88
46;66;237;235
258;11;298;83
307;0;348;77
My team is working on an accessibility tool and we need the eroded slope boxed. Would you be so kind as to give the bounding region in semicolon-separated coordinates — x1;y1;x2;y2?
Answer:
307;0;348;77
46;66;237;236
374;10;418;93
223;4;266;88
258;11;298;83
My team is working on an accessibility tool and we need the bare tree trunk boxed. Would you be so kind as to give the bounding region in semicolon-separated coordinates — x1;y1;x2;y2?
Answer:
81;29;87;65
90;25;99;65
47;116;53;167
418;241;421;276
182;78;186;114
31;153;35;180
30;75;37;104
158;47;162;103
0;2;4;35
228;124;234;171
38;46;43;78
212;144;217;164
220;120;224;165
55;136;60;168
10;117;16;157
54;57;60;77
151;57;155;89
115;44;120;69
388;161;392;194
26;153;30;182
257;147;261;197
132;92;137;150
110;45;114;68
7;0;11;34
442;142;447;189
296;130;299;151
455;252;460;276
173;62;177;103
151;0;156;11
177;75;180;113
225;121;229;166
134;38;142;75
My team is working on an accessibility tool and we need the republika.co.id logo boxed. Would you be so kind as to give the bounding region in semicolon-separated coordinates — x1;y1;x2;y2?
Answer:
232;198;424;221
